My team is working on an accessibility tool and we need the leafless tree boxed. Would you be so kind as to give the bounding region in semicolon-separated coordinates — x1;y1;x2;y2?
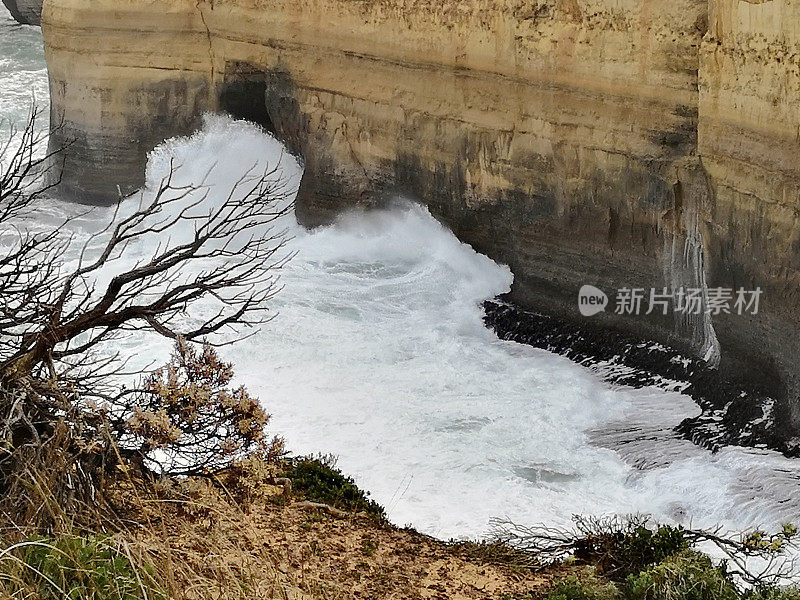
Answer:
0;108;294;523
491;514;799;588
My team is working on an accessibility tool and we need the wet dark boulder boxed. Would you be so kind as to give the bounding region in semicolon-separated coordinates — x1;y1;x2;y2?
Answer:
2;0;42;25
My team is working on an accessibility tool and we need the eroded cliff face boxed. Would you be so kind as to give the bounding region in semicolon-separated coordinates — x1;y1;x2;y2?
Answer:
41;0;800;438
3;0;43;25
699;0;800;433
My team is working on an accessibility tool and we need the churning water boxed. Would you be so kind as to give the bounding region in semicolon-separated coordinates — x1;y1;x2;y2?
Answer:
0;12;48;131
2;9;799;552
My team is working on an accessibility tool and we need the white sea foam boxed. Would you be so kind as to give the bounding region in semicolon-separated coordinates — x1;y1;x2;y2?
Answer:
2;17;800;564
0;11;49;133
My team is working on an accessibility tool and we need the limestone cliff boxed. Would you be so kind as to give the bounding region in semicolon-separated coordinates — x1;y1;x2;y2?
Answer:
699;0;800;433
40;0;800;439
3;0;42;24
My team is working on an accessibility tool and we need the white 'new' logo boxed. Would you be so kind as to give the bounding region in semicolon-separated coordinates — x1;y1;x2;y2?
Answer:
578;285;608;317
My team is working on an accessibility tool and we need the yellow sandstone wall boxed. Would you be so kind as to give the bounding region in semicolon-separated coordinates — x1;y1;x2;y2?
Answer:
42;0;703;205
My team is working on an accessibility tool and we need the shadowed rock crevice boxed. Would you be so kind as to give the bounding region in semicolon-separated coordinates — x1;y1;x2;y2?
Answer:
219;65;275;133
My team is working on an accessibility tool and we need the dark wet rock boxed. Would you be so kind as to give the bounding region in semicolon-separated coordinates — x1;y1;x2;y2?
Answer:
483;297;799;458
2;0;42;25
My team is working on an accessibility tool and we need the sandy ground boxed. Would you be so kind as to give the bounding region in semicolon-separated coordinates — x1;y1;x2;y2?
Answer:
121;475;555;600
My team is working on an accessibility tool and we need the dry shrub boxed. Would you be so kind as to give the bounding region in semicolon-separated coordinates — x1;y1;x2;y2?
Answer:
217;455;283;510
0;337;284;534
122;338;285;477
0;404;118;534
0;108;289;533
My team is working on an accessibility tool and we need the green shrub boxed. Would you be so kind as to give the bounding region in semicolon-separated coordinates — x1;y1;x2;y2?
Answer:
624;526;690;567
0;534;165;599
546;570;621;600
287;457;386;522
574;519;689;580
745;587;800;600
623;550;738;600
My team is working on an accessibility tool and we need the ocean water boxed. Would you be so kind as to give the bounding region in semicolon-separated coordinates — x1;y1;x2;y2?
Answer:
0;11;48;132
2;8;799;563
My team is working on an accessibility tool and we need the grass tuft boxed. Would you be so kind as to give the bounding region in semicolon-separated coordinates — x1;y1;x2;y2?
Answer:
0;534;165;600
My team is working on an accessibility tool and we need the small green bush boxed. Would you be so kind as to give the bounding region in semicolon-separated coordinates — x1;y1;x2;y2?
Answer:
745;587;800;600
623;550;738;600
287;457;386;522
546;570;621;600
625;526;690;567
575;520;689;580
0;534;165;599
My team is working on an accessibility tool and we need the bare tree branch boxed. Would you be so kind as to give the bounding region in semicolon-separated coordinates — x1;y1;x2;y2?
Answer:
0;106;293;514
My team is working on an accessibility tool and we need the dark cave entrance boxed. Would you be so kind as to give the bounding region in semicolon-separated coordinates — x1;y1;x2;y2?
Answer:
219;66;275;133
219;64;306;159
